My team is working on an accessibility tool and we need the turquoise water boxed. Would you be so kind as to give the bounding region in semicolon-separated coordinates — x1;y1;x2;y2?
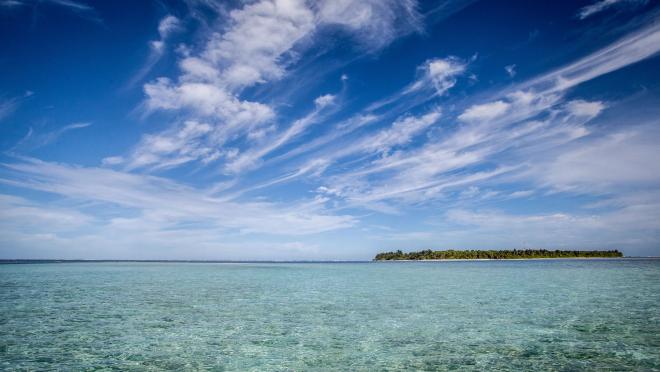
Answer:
1;260;659;370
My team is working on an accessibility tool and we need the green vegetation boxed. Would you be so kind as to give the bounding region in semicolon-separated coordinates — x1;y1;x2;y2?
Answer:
374;249;623;260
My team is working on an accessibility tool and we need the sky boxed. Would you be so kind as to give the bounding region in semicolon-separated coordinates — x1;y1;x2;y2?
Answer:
1;0;659;260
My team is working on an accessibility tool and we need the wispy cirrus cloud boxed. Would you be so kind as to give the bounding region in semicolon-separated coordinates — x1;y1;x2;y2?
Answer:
224;93;338;174
12;122;91;151
1;158;356;236
0;91;34;122
532;125;660;192
0;1;23;7
0;97;19;122
229;16;660;216
0;194;92;231
0;192;329;260
2;0;103;23
262;55;468;183
108;0;430;173
125;15;183;89
302;19;660;210
577;0;647;20
521;18;660;92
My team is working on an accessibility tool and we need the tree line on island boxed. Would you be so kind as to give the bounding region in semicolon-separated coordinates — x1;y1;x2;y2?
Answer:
374;249;623;260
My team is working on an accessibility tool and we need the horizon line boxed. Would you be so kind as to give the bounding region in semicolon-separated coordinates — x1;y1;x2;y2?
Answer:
2;257;659;264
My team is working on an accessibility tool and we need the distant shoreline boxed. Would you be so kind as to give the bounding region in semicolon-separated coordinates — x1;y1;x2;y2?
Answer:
374;249;624;261
373;257;642;262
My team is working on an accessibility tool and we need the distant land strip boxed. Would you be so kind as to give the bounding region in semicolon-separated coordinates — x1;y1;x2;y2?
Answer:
374;249;623;260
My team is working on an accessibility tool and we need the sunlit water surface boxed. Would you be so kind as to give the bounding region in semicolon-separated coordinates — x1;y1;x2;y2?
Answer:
1;259;659;370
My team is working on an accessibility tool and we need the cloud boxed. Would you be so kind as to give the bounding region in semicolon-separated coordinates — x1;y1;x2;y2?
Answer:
130;80;275;170
150;15;182;54
157;15;181;39
576;0;647;20
405;56;467;95
534;127;660;191
110;0;430;174
565;99;606;119
125;15;182;88
0;194;92;231
268;55;466;171
0;0;23;7
522;19;660;92
188;0;315;90
293;108;442;176
507;190;534;199
425;57;467;95
458;100;510;123
311;91;604;210
47;0;93;12
315;0;422;50
429;19;660;207
390;19;659;213
578;0;622;19
269;40;632;210
125;120;221;170
224;94;337;174
11;122;91;151
226;107;445;204
144;79;274;120
101;156;124;166
314;94;336;108
505;64;516;77
268;113;379;165
122;0;318;170
47;121;91;138
0;158;356;237
8;0;104;23
253;18;660;215
0;192;333;260
447;208;598;231
180;0;422;88
364;110;441;154
0;96;19;122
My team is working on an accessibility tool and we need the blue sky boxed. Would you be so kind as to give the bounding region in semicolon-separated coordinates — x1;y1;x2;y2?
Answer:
1;0;659;260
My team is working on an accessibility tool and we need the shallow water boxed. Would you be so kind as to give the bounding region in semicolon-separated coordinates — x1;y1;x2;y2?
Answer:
1;259;659;370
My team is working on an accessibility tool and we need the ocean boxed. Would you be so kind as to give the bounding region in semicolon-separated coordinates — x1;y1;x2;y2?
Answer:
1;259;658;370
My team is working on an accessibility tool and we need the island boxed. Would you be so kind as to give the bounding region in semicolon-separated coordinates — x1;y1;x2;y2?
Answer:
374;249;623;260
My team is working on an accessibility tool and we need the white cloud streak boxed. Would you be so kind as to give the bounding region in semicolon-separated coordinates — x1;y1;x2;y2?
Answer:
125;15;182;89
7;0;104;23
0;96;19;122
11;122;91;152
224;94;336;173
533;127;660;191
522;19;660;92
0;158;356;236
576;0;647;20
